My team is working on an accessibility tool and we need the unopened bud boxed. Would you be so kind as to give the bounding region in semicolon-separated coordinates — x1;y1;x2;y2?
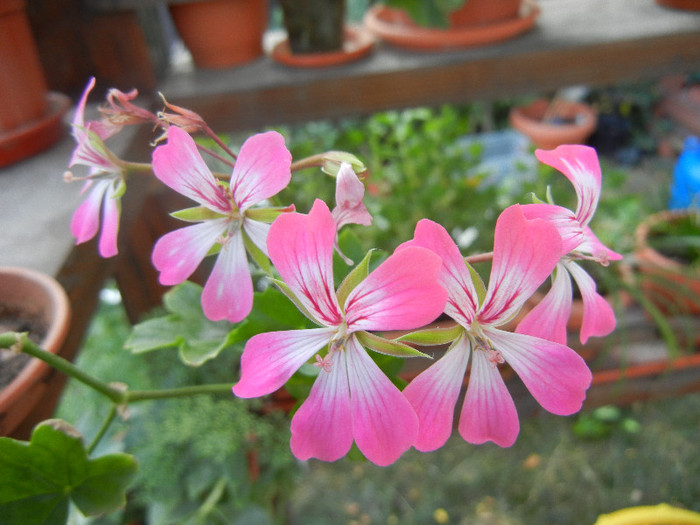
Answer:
321;151;367;179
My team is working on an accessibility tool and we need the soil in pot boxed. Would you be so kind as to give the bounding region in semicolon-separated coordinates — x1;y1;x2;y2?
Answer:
0;307;46;390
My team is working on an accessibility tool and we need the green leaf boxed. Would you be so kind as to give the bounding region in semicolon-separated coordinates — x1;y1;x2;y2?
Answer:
171;206;226;222
0;420;137;524
125;282;233;366
242;230;272;276
393;321;463;346
466;261;487;306
355;331;430;359
336;249;375;310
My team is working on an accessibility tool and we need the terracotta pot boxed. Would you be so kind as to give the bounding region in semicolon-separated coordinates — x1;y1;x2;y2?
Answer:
449;0;522;27
0;267;71;439
363;0;539;51
0;0;48;133
635;209;700;316
654;0;700;10
170;0;267;69
509;98;598;149
270;26;375;68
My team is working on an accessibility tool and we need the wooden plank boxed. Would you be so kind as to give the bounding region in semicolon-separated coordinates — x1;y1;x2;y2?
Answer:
156;0;700;132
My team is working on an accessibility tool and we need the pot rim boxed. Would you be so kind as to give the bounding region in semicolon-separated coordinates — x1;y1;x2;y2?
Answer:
0;266;70;407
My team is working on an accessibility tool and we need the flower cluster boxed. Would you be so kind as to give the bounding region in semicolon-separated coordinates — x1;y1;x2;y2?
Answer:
66;78;619;466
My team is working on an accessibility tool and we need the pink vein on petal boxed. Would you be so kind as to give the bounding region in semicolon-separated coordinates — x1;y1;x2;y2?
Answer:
268;200;341;326
152;126;230;214
399;219;479;326
480;205;562;325
345;245;447;332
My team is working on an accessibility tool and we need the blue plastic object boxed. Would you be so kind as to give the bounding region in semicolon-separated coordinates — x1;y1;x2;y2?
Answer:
669;135;700;210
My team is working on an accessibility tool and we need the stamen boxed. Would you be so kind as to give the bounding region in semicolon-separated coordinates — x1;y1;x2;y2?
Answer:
473;334;504;368
313;354;333;373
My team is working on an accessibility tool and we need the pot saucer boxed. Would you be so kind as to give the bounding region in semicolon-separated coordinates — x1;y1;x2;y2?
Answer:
271;26;375;68
0;92;71;169
364;0;540;51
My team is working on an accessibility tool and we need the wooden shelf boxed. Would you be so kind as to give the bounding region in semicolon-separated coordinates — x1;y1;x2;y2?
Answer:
157;0;700;132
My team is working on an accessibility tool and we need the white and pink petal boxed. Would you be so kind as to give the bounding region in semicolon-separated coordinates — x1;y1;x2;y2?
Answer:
479;205;562;325
151;219;226;285
71;180;107;245
486;328;592;416
201;231;253;323
520;203;584;255
458;347;520;448
233;327;336;398
97;180;121;258
345;336;418;466
400;219;479;326
152;126;230;214
267;200;342;327
344;245;447;333
566;260;616;344
290;350;354;462
535;145;601;227
230;131;292;211
516;264;573;345
403;336;470;452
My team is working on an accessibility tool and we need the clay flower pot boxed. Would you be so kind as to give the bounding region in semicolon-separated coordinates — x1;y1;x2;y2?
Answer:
0;0;70;167
363;0;540;51
509;98;598;149
0;267;71;438
634;209;700;316
449;0;522;27
170;0;267;69
272;0;374;68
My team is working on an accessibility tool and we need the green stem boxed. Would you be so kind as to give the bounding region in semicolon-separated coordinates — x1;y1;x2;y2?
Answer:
125;383;233;403
291;153;326;172
0;332;126;404
1;332;233;406
87;405;118;455
124;161;154;174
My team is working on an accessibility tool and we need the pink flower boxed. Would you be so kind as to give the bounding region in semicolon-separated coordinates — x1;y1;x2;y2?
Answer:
400;205;592;450
151;125;292;323
68;77;126;258
332;162;372;230
332;162;372;264
518;145;623;344
233;200;447;465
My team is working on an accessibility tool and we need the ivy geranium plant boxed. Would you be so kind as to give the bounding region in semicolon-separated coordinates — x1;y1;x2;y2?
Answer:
0;77;622;523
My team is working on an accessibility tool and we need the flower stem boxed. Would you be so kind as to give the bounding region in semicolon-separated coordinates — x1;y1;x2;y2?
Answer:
1;332;233;406
87;405;118;454
0;332;126;404
465;251;494;264
125;383;233;403
291;153;327;172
